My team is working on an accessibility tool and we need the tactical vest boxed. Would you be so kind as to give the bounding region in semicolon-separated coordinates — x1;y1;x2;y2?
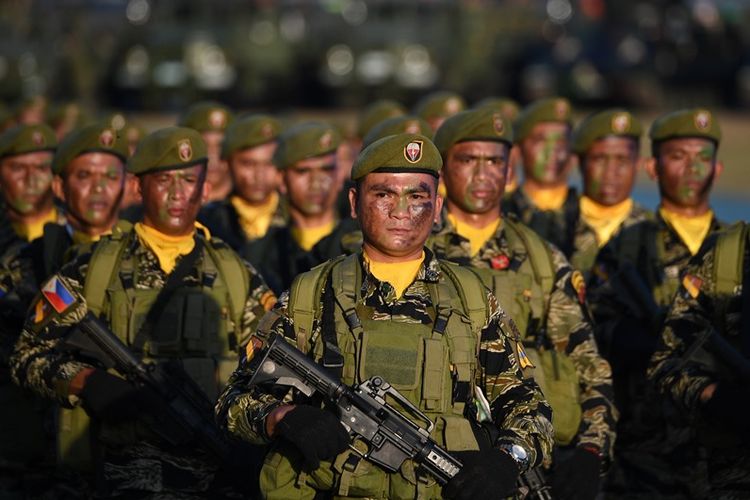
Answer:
57;228;250;470
261;254;498;499
432;219;582;445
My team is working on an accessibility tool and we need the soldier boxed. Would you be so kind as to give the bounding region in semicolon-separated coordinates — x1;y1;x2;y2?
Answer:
502;97;578;256
568;109;652;276
246;122;360;295
199;114;287;256
414;90;467;132
0;123;125;500
430;108;616;500
648;222;750;497
216;133;554;499
0;124;64;251
473;97;521;195
178;101;235;202
10;127;274;498
356;99;408;147
588;108;725;498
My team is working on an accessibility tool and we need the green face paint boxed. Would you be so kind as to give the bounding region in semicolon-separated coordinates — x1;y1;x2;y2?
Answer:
532;132;562;181
9;197;34;214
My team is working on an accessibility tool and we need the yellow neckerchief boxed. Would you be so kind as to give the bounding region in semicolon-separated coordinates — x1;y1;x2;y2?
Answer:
363;250;425;300
71;229;111;245
135;222;211;274
446;211;501;256
579;196;634;247
291;220;336;251
12;207;58;242
659;207;714;256
505;176;518;194
522;184;569;211
230;192;279;240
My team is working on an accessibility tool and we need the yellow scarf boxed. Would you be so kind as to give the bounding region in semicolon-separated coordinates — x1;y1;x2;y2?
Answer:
230;192;279;240
291;220;336;251
659;207;714;256
505;175;519;194
364;250;425;300
523;184;569;211
135;222;211;274
71;229;111;245
579;196;634;247
12;207;58;242
447;212;501;256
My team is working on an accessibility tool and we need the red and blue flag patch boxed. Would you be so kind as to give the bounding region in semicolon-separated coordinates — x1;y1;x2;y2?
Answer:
41;276;76;314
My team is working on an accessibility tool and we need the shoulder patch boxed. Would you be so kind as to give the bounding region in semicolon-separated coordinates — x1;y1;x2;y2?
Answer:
245;336;264;362
682;274;703;299
517;342;535;369
41;276;76;314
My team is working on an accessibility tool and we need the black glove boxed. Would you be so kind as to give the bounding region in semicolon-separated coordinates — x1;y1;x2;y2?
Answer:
275;405;350;471
79;369;158;422
703;383;750;439
443;448;519;500
551;447;602;500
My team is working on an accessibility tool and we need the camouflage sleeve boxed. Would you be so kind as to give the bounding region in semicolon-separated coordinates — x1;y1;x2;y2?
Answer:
9;252;96;407
237;258;277;351
479;290;555;469
216;291;299;445
647;249;719;415
546;244;617;459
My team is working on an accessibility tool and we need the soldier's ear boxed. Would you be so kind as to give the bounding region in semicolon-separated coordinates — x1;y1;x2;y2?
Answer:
348;186;358;219
434;192;443;223
713;160;724;182
644;157;658;181
52;175;65;202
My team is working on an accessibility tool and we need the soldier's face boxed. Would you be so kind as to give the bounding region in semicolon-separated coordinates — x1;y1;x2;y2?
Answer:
351;172;442;260
520;122;571;185
230;142;280;204
283;154;337;216
652;138;719;208
56;152;125;233
444;141;509;215
139;164;209;236
581;137;639;206
0;151;54;216
202;131;229;192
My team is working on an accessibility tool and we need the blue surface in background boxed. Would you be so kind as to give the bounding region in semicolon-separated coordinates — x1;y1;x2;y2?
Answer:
631;184;749;223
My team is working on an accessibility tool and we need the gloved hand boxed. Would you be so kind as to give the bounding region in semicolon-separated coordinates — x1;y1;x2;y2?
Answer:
275;405;350;471
443;448;519;500
551;447;602;500
79;369;159;422
703;383;750;439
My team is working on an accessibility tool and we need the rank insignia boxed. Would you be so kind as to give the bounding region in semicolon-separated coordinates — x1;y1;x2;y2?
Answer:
682;274;703;299
517;343;534;369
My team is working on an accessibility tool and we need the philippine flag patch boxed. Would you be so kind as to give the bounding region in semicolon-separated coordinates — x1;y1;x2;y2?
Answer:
41;276;76;314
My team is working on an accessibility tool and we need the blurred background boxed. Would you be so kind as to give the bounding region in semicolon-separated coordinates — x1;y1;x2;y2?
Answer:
1;0;747;219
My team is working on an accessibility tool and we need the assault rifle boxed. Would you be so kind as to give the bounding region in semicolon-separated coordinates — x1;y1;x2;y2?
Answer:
248;333;462;484
518;466;553;500
61;312;240;465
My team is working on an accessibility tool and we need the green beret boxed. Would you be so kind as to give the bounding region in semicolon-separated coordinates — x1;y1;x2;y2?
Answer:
351;133;442;181
649;108;721;145
0;124;57;159
127;127;207;175
514;97;573;142
433;108;514;156
272;122;341;170
414;91;466;121
357;99;407;138
474;97;520;122
178;101;234;133
571;109;642;154
362;115;432;149
222;114;282;159
52;124;129;175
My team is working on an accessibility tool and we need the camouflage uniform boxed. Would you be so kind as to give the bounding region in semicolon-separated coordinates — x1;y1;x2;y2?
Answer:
429;213;617;464
10;225;274;498
502;186;580;258
216;248;554;498
588;211;725;498
648;223;750;499
568;201;652;276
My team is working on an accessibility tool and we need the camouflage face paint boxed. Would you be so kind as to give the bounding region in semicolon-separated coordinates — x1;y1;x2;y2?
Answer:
532;132;562;180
